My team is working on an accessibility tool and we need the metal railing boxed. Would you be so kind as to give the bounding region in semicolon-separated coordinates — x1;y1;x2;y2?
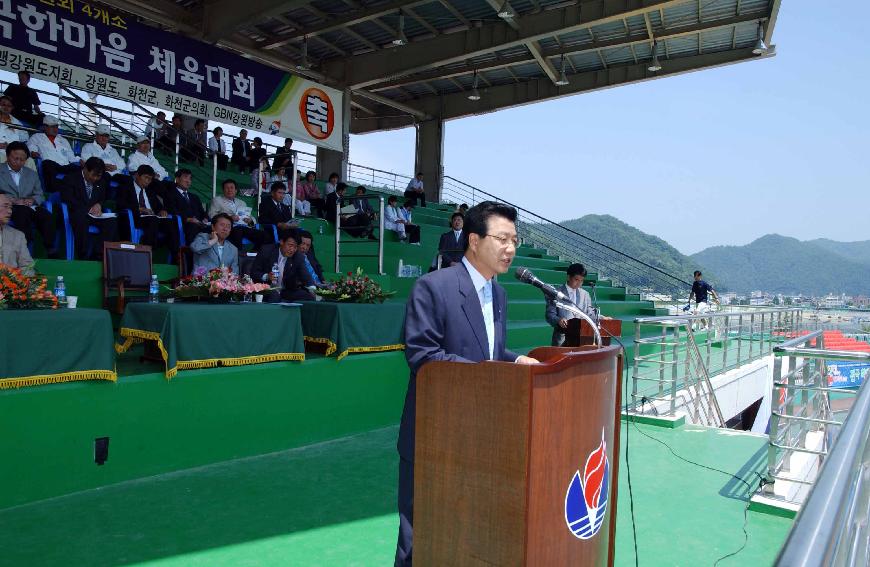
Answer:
629;308;803;424
334;195;385;275
771;340;869;566
763;332;866;507
440;175;692;298
346;162;413;196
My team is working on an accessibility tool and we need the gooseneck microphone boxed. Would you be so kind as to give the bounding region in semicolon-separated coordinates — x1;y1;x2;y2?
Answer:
514;267;571;303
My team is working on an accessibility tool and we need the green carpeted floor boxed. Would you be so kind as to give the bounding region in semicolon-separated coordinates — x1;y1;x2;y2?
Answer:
0;423;793;566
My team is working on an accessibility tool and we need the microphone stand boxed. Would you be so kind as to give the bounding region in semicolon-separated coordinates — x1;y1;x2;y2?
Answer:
554;299;603;348
588;282;601;326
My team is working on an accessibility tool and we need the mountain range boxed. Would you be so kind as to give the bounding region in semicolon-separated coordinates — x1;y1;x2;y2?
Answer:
691;234;870;295
555;215;870;296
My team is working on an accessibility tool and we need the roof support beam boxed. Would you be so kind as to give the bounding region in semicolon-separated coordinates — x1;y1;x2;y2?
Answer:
107;0;199;34
203;0;312;42
352;47;772;133
262;0;432;49
526;41;560;84
352;90;431;121
438;0;471;28
368;11;767;91
324;0;691;89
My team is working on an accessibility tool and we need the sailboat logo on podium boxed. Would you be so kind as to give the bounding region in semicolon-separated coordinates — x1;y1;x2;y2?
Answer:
564;429;609;540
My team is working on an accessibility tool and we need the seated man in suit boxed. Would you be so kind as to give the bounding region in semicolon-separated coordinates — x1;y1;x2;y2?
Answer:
190;213;239;274
0;193;34;274
437;212;466;268
27;115;80;192
545;262;612;346
250;229;315;302
326;183;373;239
352;185;377;221
258;182;297;236
184;119;207;165
116;164;177;251
297;229;325;285
0;141;56;254
59;157;119;260
167;168;210;246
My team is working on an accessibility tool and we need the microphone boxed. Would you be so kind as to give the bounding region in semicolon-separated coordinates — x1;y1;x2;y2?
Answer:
514;267;570;302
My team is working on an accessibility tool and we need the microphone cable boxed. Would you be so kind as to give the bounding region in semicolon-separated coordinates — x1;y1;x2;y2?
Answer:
597;324;772;566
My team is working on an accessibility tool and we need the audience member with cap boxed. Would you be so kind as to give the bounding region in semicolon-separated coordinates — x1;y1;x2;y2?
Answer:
115;164;177;252
27;115;79;192
191;213;238;273
81;124;127;184
58;157;118;260
127;134;169;182
0;141;56;255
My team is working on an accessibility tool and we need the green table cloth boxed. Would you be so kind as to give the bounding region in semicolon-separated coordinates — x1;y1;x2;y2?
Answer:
116;303;305;378
0;308;116;389
299;301;405;360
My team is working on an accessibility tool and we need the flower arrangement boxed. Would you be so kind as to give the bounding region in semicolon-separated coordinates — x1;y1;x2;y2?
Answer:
315;268;396;304
172;266;271;301
0;263;58;309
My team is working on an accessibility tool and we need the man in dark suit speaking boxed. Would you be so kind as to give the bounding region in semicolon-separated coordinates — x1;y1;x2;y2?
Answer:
394;201;539;566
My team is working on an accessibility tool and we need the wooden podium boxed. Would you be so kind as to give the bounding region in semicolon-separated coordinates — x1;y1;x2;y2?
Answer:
565;318;622;347
414;345;623;566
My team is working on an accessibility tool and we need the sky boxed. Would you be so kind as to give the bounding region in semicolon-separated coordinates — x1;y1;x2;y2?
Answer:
4;3;867;255
348;2;870;255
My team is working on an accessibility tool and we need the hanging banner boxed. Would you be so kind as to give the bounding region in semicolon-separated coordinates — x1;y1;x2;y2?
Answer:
826;362;869;389
0;0;343;150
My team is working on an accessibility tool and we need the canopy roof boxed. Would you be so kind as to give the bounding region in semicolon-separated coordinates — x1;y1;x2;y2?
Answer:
108;0;781;133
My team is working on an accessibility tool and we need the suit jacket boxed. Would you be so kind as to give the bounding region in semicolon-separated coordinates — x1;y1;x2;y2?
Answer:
258;197;293;226
325;191;343;223
397;262;518;460
116;182;166;220
0;164;44;204
545;283;597;346
190;232;239;273
231;138;251;161
59;170;108;212
437;229;466;265
0;224;35;275
250;244;314;297
305;249;324;282
167;188;208;222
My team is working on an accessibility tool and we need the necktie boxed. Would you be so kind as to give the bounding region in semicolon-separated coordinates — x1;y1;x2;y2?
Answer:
85;182;93;200
482;281;495;360
138;187;146;208
183;192;190;203
304;256;320;284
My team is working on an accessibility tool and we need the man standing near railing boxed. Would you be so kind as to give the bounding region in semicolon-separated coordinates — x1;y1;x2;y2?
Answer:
3;71;44;127
688;270;720;328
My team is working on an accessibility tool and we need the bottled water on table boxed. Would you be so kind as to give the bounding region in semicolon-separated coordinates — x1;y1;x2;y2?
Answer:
149;275;160;303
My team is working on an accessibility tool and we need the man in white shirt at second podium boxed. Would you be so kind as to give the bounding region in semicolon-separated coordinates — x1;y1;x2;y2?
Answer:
545;262;612;347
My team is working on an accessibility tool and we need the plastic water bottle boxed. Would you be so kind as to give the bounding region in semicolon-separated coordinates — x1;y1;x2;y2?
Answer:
318;224;324;235
54;276;66;304
397;259;404;277
149;275;160;303
271;263;280;285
